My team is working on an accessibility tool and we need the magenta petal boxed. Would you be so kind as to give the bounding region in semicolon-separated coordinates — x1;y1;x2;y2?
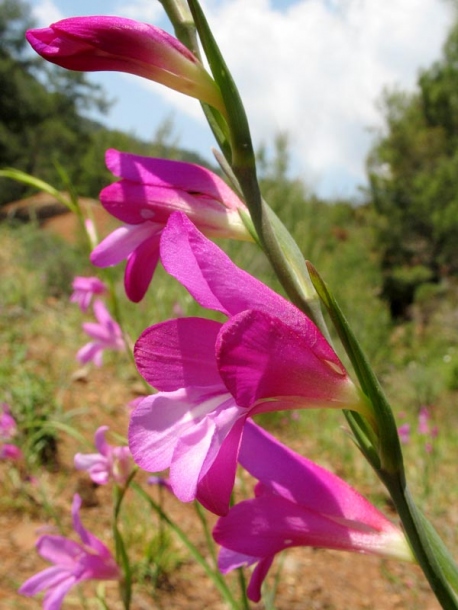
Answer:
247;556;275;603
90;223;161;267
124;232;161;302
239;421;392;531
161;213;302;324
106;149;243;210
19;566;70;596
217;309;350;410
196;415;246;515
134;318;222;391
169;417;215;502
128;392;188;473
213;494;365;557
36;536;83;566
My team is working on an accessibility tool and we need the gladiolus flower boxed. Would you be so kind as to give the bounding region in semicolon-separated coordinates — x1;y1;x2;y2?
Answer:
398;423;411;444
0;403;17;440
25;16;226;114
214;422;413;602
91;149;251;302
76;300;125;366
74;426;132;485
70;276;107;312
0;404;22;461
129;212;371;515
19;494;120;609
0;443;23;461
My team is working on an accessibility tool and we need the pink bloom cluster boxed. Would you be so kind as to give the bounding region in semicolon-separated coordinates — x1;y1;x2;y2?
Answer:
397;406;438;453
0;403;22;461
76;299;125;367
91;149;250;302
70;276;107;312
74;426;132;485
128;213;369;515
19;495;119;609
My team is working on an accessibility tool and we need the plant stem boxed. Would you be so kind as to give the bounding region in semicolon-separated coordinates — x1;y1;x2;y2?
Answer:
381;471;458;610
132;482;240;609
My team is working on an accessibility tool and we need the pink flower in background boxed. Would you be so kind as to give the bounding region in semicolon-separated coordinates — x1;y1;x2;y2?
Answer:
74;426;132;485
76;300;125;366
19;494;120;609
129;213;369;515
214;421;413;602
0;404;22;462
70;276;107;312
418;406;431;435
147;475;173;494
0;443;23;461
91;149;250;302
0;403;17;440
26;16;226;114
398;423;411;444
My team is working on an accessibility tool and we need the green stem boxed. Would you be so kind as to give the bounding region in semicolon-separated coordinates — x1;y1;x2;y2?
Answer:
113;471;138;610
381;471;458;610
132;482;240;610
194;500;218;567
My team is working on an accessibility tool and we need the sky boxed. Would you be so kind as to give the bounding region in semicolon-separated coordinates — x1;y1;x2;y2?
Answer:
28;0;455;199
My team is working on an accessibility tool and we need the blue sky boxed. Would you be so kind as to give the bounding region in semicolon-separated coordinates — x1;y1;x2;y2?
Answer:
28;0;454;199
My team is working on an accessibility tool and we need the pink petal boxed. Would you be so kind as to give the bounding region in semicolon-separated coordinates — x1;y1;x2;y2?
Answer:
124;231;161;302
93;426;110;455
160;213;303;325
214;494;383;557
100;181;222;225
19;566;70;596
239;421;392;531
71;494;111;557
36;536;83;566
76;342;103;366
129;390;201;473
106;149;244;210
196;415;246;515
134;318;222;391
128;388;245;508
247;556;275;603
217;309;353;411
90;223;161;267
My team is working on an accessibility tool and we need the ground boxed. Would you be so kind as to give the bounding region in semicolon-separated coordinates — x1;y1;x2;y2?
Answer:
0;366;442;609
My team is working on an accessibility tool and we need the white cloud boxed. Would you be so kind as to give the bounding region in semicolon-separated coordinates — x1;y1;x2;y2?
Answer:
193;0;453;197
32;0;64;25
113;0;163;22
28;0;455;197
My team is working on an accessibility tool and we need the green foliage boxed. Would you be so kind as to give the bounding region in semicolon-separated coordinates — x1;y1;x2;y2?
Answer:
367;20;458;318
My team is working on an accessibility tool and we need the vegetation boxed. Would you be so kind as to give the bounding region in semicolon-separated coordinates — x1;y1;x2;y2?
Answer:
367;20;458;318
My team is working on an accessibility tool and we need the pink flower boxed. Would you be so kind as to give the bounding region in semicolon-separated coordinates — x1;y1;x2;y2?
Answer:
129;213;369;515
70;276;107;312
19;494;120;609
147;475;173;493
76;300;125;366
0;443;23;461
418;406;431;435
214;421;413;602
398;423;411;444
0;404;22;461
74;426;132;485
91;149;250;302
25;16;225;114
0;402;17;440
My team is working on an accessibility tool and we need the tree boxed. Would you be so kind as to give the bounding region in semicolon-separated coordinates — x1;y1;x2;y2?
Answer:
367;20;458;318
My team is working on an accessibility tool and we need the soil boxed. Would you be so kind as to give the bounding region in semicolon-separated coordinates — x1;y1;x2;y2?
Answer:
0;367;443;610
